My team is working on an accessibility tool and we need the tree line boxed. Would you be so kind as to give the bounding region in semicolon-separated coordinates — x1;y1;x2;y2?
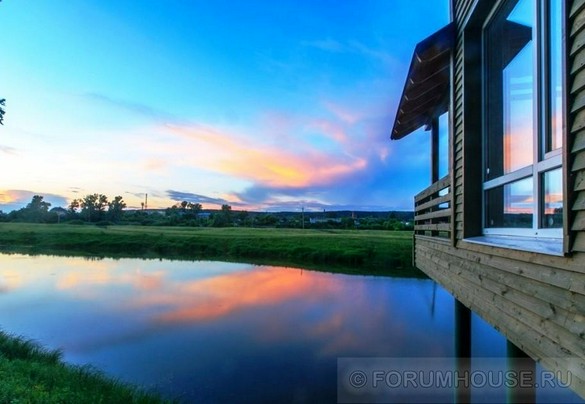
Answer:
1;194;127;224
0;194;414;230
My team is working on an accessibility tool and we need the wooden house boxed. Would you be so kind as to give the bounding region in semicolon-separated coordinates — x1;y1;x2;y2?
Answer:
392;0;585;399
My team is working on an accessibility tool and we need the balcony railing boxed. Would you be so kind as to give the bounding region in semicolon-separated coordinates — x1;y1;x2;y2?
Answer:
414;175;452;239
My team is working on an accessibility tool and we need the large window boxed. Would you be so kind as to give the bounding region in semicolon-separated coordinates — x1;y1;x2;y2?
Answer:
483;0;563;238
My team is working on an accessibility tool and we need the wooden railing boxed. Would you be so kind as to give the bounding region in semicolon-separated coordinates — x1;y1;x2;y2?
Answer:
414;175;452;239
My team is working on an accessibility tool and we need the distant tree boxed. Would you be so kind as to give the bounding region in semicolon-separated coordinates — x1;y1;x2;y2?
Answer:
80;193;108;222
212;204;233;227
188;202;202;213
236;210;251;226
257;214;277;227
107;195;126;222
68;199;80;213
27;195;51;212
0;99;5;125
184;202;203;224
341;217;355;229
13;195;52;222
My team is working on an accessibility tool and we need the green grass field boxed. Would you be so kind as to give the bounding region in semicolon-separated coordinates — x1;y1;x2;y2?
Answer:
0;223;418;276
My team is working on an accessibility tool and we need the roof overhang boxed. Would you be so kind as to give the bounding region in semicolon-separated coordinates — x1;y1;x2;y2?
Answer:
391;23;455;140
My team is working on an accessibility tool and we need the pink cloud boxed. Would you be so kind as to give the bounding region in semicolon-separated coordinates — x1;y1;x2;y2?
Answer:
308;119;349;144
323;101;363;124
164;123;367;188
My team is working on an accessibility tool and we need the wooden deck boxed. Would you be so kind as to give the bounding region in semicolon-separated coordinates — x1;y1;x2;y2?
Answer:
414;175;452;239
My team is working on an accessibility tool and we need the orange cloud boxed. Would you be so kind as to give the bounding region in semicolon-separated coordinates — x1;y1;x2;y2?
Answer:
0;190;26;204
165;124;367;188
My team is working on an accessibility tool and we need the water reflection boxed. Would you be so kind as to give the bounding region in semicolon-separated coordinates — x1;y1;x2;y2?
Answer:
0;254;579;403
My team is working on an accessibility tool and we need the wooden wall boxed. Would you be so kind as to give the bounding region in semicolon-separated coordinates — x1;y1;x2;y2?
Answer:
409;0;585;399
415;236;585;397
570;0;585;252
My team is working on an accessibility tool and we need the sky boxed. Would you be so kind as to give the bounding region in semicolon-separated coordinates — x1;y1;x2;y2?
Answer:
0;0;450;212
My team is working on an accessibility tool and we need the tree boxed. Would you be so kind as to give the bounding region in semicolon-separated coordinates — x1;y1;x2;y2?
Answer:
27;195;51;212
80;193;108;222
27;195;52;222
68;199;80;215
0;99;5;125
188;202;202;213
212;204;232;227
107;195;126;222
14;195;52;222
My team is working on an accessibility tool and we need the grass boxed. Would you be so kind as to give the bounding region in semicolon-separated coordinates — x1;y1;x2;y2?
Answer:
0;330;171;403
0;223;420;277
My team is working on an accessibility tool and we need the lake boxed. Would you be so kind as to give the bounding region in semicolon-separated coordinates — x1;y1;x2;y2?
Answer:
0;254;580;403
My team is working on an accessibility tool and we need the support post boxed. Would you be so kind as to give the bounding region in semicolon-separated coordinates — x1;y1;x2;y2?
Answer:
506;341;536;404
431;118;440;237
431;117;440;184
454;299;471;404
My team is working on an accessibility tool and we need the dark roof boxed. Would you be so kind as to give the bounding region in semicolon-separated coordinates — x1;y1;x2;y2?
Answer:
391;23;455;140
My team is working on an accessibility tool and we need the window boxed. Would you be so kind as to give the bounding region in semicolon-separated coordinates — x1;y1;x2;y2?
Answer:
482;0;563;239
438;111;450;180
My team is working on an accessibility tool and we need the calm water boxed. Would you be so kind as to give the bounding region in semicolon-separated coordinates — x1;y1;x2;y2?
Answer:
0;254;580;403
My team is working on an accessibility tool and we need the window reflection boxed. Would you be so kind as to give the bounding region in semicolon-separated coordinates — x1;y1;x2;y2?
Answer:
438;112;449;179
486;177;533;228
543;168;563;228
486;0;535;179
502;0;535;174
549;0;563;151
483;0;564;236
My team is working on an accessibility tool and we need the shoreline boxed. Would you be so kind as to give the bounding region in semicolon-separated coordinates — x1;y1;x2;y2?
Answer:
0;223;422;278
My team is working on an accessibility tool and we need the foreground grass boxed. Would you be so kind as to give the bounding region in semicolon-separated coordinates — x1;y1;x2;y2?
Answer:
0;223;417;276
0;330;169;403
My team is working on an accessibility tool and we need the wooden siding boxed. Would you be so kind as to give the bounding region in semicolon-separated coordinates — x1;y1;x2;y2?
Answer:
453;1;465;242
415;237;585;397
571;0;585;252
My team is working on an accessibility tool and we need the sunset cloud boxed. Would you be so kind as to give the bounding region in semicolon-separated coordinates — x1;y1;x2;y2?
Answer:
166;190;242;207
0;145;17;155
164;123;367;189
0;190;68;213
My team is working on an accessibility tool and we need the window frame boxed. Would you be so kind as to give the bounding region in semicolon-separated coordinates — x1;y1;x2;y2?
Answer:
480;0;565;240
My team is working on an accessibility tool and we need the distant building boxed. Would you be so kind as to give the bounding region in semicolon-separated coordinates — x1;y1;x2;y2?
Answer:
309;217;341;224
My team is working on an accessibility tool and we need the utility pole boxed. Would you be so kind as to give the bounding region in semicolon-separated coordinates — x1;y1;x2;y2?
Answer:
301;206;305;230
145;193;148;210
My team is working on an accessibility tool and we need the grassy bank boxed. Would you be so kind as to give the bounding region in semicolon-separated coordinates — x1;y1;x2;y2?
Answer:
0;223;417;276
0;330;169;403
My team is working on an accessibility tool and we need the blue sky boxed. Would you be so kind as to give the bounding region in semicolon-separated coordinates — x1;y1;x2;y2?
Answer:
0;0;449;212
